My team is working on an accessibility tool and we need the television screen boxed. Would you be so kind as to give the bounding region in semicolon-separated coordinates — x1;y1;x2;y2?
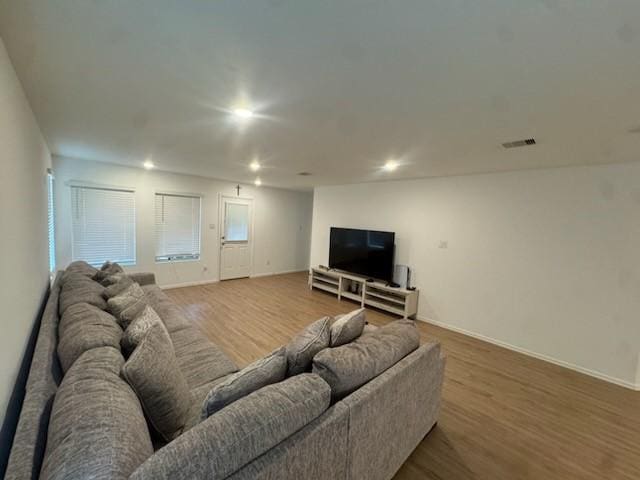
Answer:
329;227;395;282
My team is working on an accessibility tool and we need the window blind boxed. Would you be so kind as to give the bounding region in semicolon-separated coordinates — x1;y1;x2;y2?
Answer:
71;186;136;266
155;193;201;261
47;171;56;273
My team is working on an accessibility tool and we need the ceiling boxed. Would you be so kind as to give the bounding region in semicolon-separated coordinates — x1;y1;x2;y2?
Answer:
1;0;639;190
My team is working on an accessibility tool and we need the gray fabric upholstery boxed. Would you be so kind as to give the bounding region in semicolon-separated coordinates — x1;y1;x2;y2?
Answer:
93;261;125;283
57;302;123;372
201;347;287;419
183;375;233;433
362;323;379;335
128;272;156;286
227;404;349;480
63;260;97;278
286;316;331;376
107;282;145;318
5;277;63;480
141;284;191;333
330;308;366;347
121;305;166;356
313;319;420;400
119;297;149;330
39;347;153;480
58;272;106;315
129;374;331;480
103;275;134;298
171;326;239;389
122;322;192;441
340;342;445;480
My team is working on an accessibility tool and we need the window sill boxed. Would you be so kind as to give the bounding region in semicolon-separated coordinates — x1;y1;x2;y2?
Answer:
155;257;201;264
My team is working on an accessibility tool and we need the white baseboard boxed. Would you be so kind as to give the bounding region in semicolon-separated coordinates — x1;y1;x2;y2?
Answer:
160;279;219;290
417;316;640;391
250;269;306;278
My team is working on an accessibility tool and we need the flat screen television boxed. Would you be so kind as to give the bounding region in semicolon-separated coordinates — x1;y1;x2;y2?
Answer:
329;227;395;282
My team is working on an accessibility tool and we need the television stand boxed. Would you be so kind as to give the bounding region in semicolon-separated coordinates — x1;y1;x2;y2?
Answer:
309;267;419;319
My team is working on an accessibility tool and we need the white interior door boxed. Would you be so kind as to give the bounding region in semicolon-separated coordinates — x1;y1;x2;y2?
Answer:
219;196;253;280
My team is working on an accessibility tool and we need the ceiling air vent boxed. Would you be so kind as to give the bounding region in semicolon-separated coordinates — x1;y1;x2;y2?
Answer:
297;172;312;176
502;138;536;149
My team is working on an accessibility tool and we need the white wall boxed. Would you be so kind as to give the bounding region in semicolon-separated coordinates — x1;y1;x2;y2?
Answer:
54;156;313;287
0;39;51;428
311;163;640;388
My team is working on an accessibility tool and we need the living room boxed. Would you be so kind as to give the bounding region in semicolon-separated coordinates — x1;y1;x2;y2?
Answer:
1;2;639;480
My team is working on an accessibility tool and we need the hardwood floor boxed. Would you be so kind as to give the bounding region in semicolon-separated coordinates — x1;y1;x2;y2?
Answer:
165;272;640;480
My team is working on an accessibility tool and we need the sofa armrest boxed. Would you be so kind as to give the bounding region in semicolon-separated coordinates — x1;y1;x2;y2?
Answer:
127;272;155;286
339;341;445;480
129;374;330;480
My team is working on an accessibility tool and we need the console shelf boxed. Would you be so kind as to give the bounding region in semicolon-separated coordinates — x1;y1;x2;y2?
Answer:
309;267;419;319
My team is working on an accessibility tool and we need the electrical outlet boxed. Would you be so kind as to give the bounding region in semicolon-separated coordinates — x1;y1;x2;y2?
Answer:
203;266;208;272
266;260;271;266
439;240;448;249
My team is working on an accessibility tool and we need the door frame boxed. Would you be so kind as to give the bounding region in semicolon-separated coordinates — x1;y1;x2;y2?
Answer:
218;194;255;280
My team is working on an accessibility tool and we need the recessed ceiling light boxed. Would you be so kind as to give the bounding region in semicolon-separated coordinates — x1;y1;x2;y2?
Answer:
254;178;262;186
232;108;254;119
383;160;398;172
143;160;154;170
249;160;261;171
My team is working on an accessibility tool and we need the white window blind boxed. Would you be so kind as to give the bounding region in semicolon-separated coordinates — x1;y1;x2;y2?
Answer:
47;171;56;273
71;186;136;266
155;193;201;261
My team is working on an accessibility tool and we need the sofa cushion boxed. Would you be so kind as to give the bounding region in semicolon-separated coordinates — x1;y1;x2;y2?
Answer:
40;347;153;480
93;261;125;284
171;327;239;389
64;260;98;278
121;305;167;356
312;320;420;400
286;316;331;376
119;297;149;329
57;303;123;372
142;284;191;333
58;272;107;315
330;308;366;347
362;323;379;335
103;275;134;299
129;374;331;480
122;322;192;441
107;282;145;318
201;347;287;419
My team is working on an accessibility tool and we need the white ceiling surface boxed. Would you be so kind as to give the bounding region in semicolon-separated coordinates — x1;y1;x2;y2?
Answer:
1;1;639;190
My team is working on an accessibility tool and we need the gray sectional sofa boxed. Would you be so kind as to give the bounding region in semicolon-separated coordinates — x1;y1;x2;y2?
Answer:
5;262;445;480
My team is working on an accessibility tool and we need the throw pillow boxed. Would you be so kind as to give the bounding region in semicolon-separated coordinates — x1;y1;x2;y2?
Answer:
121;306;166;356
103;275;134;299
107;283;145;318
329;308;366;347
93;261;125;283
312;320;420;400
285;317;331;376
63;260;98;278
121;322;191;441
201;347;287;420
118;298;149;330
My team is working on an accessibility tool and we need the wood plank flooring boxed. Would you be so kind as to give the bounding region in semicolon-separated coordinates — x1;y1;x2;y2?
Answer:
165;272;640;480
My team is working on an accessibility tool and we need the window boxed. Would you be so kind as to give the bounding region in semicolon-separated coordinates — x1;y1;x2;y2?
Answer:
47;170;55;273
71;185;136;266
224;202;249;241
155;193;201;262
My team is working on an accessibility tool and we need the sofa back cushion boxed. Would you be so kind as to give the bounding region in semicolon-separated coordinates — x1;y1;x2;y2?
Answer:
63;260;98;278
57;302;123;372
122;322;192;441
107;282;146;319
58;272;106;315
201;347;287;419
312;320;420;400
129;374;331;480
285;316;331;376
40;347;153;480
